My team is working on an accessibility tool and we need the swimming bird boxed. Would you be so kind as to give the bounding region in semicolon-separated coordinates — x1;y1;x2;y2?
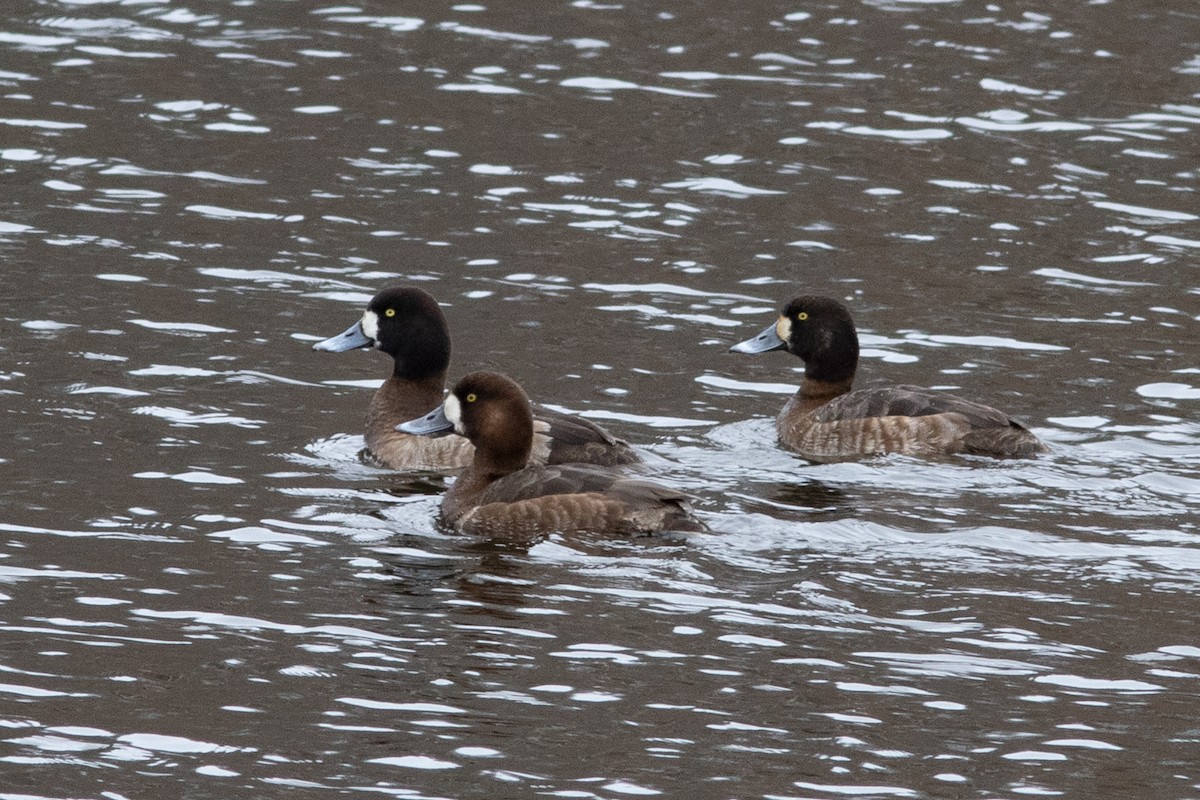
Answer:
313;287;640;470
399;371;704;536
730;295;1048;461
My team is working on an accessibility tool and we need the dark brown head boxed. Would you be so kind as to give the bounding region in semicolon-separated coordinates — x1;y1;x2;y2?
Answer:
731;295;860;384
444;371;534;474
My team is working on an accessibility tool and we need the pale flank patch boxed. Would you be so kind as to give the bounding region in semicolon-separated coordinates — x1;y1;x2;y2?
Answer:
360;310;380;343
528;421;552;464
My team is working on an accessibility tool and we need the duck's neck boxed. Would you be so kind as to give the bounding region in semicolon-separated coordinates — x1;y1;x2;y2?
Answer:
444;429;531;517
443;464;489;522
792;375;854;415
367;374;446;436
474;438;531;479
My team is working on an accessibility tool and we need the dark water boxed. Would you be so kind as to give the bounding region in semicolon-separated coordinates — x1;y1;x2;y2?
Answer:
2;1;1199;797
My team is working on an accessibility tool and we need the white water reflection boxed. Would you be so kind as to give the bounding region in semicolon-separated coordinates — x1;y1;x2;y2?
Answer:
1136;382;1200;400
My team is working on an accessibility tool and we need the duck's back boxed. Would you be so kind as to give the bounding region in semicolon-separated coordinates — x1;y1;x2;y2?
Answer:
446;464;701;536
780;385;1047;461
531;405;640;466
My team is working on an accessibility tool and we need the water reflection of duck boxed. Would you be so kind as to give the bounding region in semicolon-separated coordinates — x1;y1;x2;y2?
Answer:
731;295;1048;461
400;371;705;537
754;480;849;518
313;287;639;471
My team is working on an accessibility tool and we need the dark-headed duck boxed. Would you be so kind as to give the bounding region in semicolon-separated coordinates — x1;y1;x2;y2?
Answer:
399;371;704;536
313;287;640;471
730;295;1048;461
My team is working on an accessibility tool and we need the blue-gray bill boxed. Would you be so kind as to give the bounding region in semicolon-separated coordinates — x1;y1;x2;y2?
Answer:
398;405;454;435
730;323;786;354
312;321;373;352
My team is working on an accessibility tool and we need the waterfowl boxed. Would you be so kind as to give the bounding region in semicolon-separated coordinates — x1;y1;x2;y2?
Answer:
313;287;640;471
730;295;1048;461
399;371;704;536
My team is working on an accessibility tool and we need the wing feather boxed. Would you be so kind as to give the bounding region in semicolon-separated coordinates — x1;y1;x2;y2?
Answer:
815;386;1018;429
531;404;641;466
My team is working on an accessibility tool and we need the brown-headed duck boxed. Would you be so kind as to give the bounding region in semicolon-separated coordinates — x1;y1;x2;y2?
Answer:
399;371;704;536
730;295;1048;461
313;287;640;471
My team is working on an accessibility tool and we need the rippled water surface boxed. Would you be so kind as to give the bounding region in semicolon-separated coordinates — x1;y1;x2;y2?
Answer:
2;0;1199;797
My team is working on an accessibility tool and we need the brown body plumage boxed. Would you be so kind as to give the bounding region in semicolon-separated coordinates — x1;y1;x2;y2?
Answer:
731;296;1048;461
401;371;704;537
313;287;640;471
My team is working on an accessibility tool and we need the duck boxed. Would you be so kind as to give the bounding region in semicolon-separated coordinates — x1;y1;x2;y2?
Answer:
399;371;704;536
730;295;1048;461
312;287;640;471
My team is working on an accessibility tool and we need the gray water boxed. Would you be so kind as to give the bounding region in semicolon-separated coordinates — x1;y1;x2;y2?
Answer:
2;1;1199;798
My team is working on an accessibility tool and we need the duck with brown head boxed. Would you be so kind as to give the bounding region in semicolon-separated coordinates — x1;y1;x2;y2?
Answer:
313;287;641;471
731;295;1049;461
400;371;705;537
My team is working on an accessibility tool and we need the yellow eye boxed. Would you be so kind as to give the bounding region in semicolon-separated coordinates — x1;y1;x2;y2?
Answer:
465;393;477;403
385;308;396;317
796;312;808;321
